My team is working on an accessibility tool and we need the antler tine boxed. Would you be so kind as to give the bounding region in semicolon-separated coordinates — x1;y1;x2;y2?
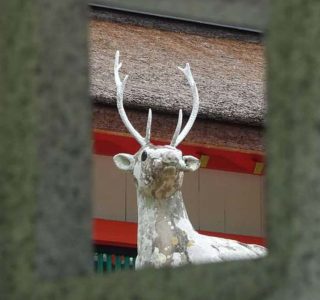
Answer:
145;108;152;144
172;63;199;147
114;51;146;146
170;109;183;146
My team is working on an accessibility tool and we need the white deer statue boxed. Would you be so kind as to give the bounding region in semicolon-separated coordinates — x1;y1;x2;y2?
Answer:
113;51;266;269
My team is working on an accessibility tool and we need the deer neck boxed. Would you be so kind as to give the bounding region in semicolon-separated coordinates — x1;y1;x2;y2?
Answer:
136;187;195;267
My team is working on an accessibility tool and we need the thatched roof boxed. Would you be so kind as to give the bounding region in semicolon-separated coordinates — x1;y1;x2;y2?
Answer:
89;12;266;127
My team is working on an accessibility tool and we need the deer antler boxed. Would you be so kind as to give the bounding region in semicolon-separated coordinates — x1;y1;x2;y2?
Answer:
114;51;198;147
114;51;151;146
171;63;199;147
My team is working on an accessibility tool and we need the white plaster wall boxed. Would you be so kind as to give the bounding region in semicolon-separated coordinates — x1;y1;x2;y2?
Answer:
181;171;200;230
92;155;126;221
199;169;226;233
125;173;137;222
223;171;262;236
92;155;266;236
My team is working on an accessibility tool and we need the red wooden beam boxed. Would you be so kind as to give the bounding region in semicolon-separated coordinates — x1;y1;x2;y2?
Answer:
93;219;266;248
93;219;137;248
93;130;265;175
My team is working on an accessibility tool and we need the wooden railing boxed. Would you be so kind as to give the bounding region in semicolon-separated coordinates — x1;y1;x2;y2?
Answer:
94;253;136;273
93;221;267;273
94;245;137;273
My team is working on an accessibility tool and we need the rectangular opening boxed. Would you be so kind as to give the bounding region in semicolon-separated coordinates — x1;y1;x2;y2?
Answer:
89;6;267;273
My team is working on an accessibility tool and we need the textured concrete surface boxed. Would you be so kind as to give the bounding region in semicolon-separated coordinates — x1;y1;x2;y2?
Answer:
89;17;266;127
0;0;92;293
266;1;320;298
90;0;268;31
35;1;93;280
2;1;320;300
0;2;38;297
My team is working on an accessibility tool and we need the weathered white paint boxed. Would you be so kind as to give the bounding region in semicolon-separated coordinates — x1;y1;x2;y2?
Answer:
112;51;267;269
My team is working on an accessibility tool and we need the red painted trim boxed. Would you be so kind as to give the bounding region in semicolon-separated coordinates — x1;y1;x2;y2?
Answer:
93;219;266;248
93;130;265;175
93;219;137;248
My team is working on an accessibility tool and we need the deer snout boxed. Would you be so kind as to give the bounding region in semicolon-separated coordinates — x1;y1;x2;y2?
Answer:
162;152;179;165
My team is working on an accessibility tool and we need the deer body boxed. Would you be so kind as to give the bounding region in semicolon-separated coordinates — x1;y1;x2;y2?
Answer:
134;146;198;268
112;51;266;269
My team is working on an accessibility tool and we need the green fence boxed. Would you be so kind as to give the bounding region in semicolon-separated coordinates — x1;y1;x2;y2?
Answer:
94;252;136;273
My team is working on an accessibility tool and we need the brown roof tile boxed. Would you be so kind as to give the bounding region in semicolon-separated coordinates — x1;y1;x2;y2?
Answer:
89;18;266;127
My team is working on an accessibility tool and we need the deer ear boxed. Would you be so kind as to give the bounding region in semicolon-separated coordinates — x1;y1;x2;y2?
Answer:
183;155;200;172
113;153;135;171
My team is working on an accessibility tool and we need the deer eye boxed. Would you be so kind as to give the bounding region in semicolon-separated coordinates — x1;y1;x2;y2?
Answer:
141;151;148;162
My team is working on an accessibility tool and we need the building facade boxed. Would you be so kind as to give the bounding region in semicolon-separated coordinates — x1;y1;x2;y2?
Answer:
89;6;266;254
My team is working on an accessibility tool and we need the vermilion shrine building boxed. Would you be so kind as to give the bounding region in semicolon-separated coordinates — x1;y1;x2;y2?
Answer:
89;7;266;258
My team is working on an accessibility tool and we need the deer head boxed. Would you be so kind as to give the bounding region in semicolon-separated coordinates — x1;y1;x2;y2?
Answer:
113;51;200;200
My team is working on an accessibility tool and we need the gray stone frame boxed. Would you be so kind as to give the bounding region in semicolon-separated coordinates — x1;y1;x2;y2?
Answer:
90;0;268;31
1;1;320;299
